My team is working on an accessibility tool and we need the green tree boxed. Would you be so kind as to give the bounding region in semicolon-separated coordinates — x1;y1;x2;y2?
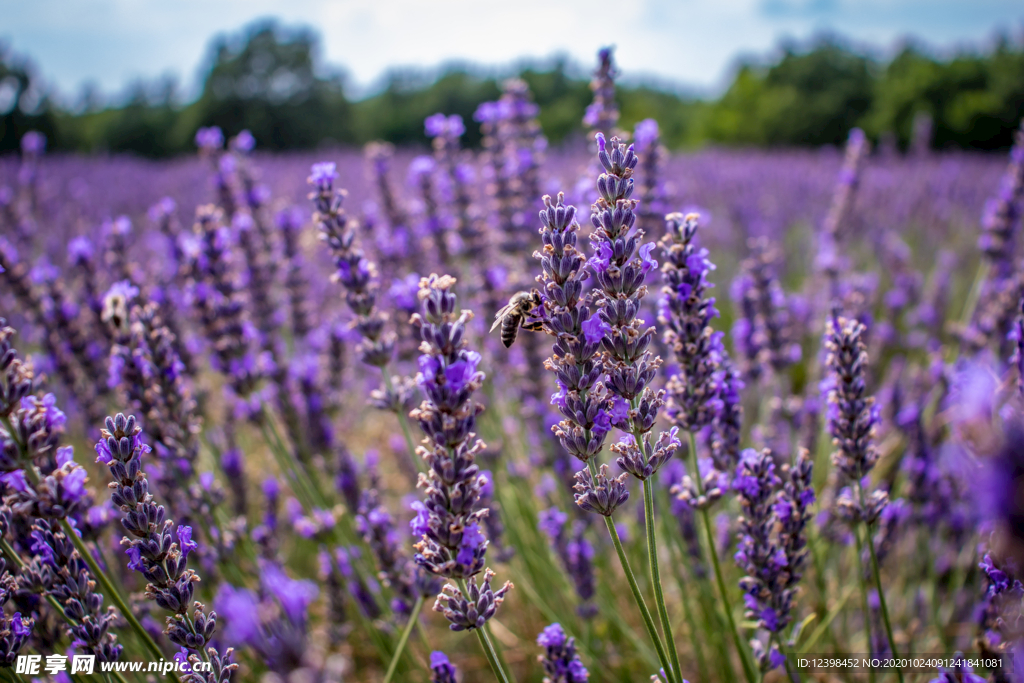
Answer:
703;36;876;147
0;45;58;153
865;40;1024;150
192;20;353;150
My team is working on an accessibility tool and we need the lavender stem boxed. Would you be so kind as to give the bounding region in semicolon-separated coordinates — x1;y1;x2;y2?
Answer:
687;431;758;683
852;521;877;683
586;457;676;680
642;478;681;683
455;577;514;683
382;595;425;683
658;502;712;682
858;481;904;683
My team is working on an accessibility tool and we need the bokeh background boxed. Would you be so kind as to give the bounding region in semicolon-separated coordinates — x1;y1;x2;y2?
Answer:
1;0;1023;156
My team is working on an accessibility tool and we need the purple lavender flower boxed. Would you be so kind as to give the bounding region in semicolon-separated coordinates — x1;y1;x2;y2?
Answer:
731;238;801;379
356;459;418;616
824;312;884;507
20;131;46;156
408;275;512;628
99;412;235;677
538;507;597;616
537;623;590;682
583;48;619;134
659;212;724;433
430;651;460;683
733;448;808;670
634;118;671;235
195;126;224;152
978;121;1024;279
585;133;671;483
309;162;397;372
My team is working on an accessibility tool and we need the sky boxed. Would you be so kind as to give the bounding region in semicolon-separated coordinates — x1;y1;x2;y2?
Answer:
2;0;1023;102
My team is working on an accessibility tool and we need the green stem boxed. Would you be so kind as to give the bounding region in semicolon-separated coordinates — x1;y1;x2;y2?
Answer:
587;459;676;681
382;596;424;683
959;259;990;328
864;527;904;683
260;410;328;507
799;584;855;654
456;579;514;683
855;481;903;683
778;639;803;683
643;479;682;683
852;523;877;683
659;489;711;683
687;432;758;683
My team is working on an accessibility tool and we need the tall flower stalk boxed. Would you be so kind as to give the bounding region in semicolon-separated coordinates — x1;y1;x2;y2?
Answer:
408;274;514;683
532;185;678;682
659;211;757;683
587;133;683;682
97;412;237;681
824;311;903;683
308;162;420;469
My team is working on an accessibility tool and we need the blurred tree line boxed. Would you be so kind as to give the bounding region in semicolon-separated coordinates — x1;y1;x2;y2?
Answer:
1;20;1022;157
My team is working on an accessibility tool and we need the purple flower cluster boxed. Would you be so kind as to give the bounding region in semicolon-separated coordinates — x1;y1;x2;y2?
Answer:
824;312;889;522
731;238;801;379
732;448;814;670
978;121;1024;277
429;650;460;683
589;134;678;482
309;162;396;370
183;205;265;418
533;191;629;514
634;119;671;235
0;321;121;663
659;212;725;433
355;460;418;616
538;507;597;617
0;557;32;667
215;562;318;676
407;274;512;628
536;622;589;683
474;80;547;285
97;413;234;677
583;47;619;134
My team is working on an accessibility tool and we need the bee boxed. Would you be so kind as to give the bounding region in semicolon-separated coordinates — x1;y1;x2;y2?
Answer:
491;290;545;348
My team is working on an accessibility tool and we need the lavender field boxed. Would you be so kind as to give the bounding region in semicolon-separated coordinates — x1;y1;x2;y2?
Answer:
1;54;1023;683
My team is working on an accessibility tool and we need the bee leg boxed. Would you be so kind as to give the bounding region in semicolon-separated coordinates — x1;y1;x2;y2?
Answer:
520;321;547;333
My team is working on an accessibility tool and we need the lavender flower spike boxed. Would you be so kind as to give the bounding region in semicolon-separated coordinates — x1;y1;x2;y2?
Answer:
535;193;615;470
732;448;815;671
430;651;460;683
823;310;901;671
824;311;886;519
409;275;513;630
588;133;677;482
659;212;723;433
99;413;236;680
309;161;396;370
537;623;590;682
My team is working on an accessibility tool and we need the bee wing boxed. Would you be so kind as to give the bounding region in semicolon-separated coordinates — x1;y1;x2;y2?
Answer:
490;304;514;333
